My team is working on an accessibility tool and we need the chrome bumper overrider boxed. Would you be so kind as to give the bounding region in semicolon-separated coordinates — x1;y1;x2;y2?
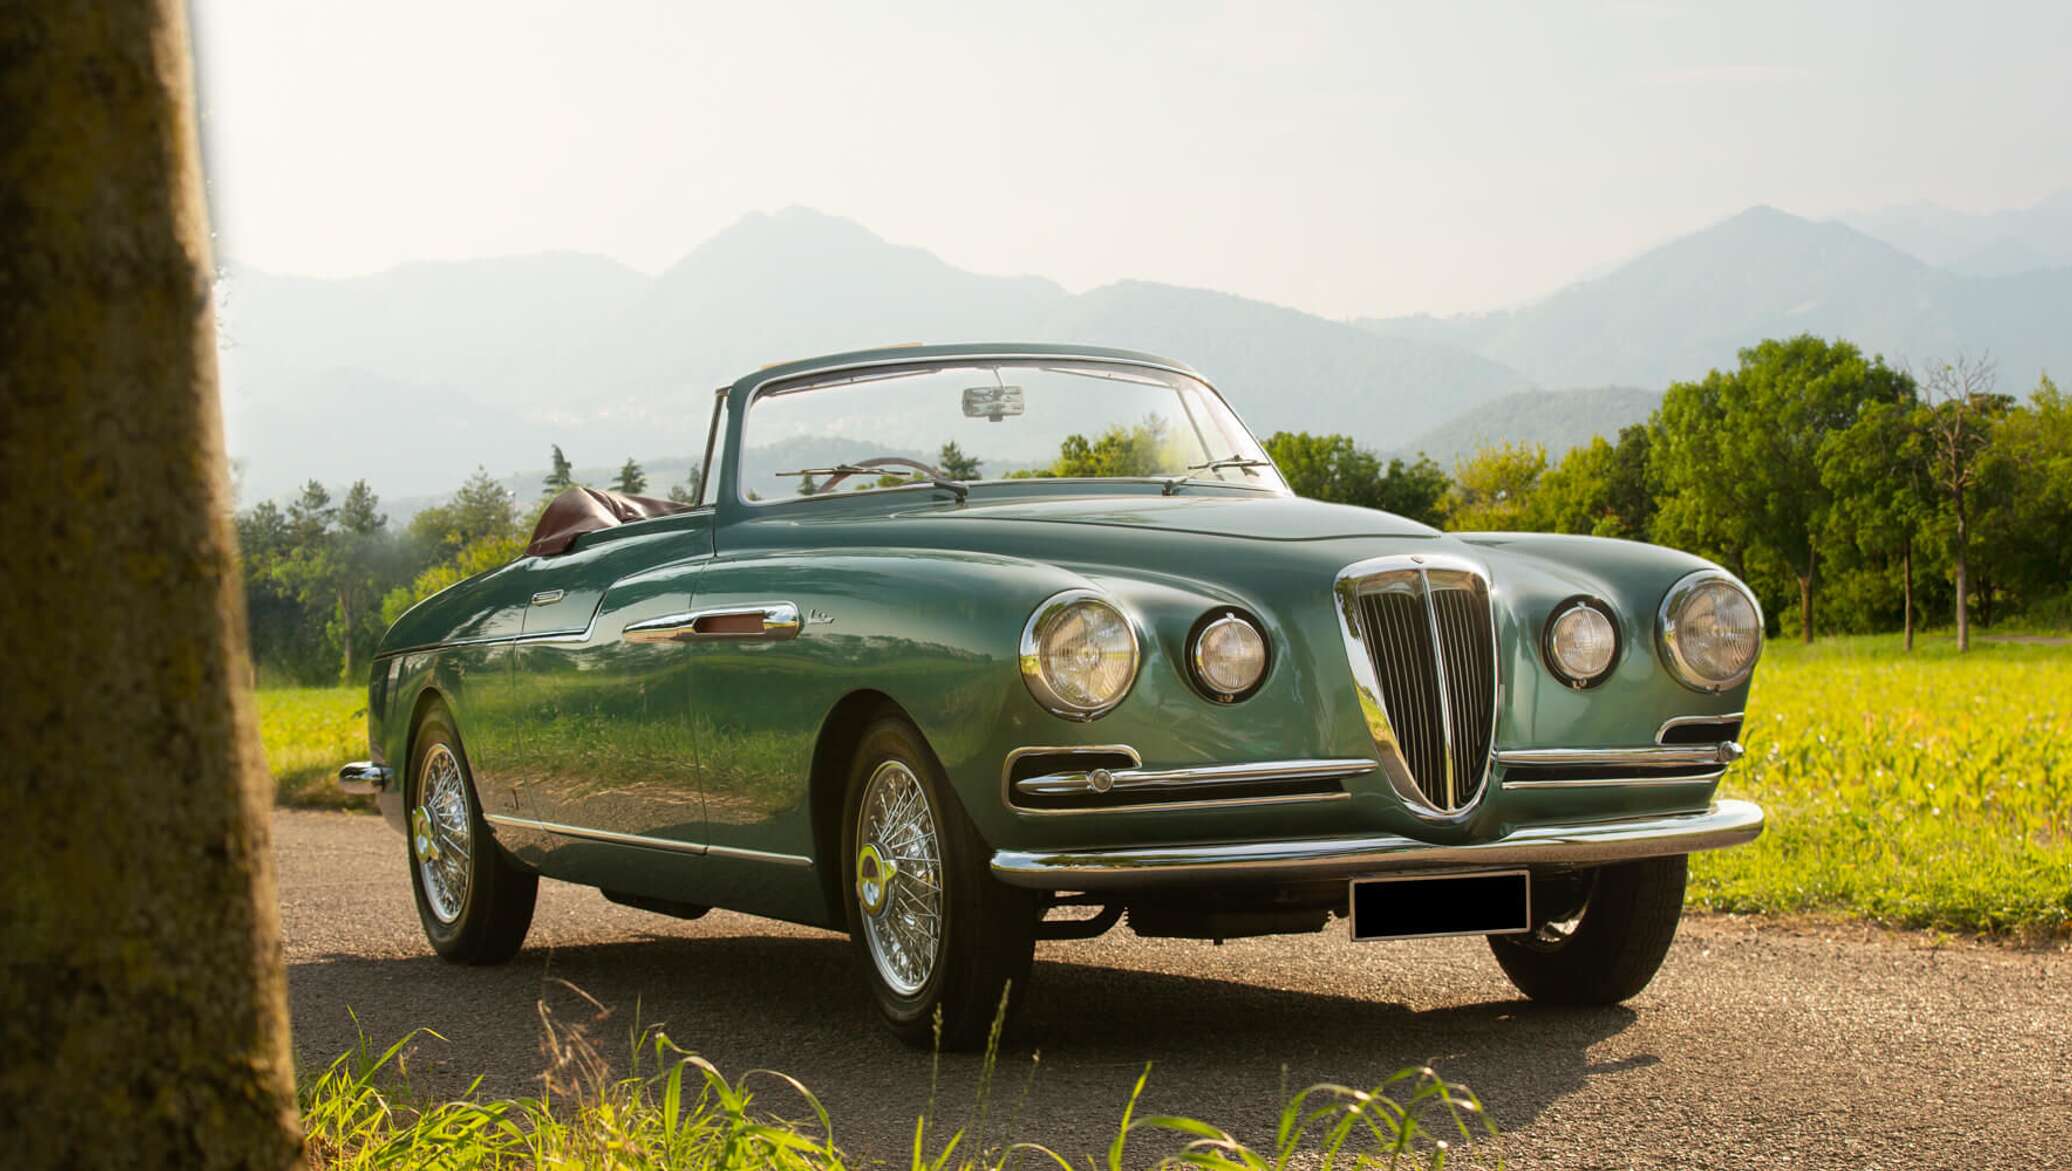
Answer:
989;798;1764;890
337;761;394;796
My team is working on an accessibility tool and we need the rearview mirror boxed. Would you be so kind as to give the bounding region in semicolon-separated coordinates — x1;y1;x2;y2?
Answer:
962;385;1024;421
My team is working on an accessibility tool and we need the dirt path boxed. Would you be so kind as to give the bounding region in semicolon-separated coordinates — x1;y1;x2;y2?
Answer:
276;809;2072;1168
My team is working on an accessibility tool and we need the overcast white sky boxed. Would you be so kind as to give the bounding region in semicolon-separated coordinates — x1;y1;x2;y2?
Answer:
194;0;2072;319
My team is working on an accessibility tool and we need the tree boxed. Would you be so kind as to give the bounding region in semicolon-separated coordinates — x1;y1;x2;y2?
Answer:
667;481;697;505
1919;355;2014;651
1443;442;1548;531
409;467;517;558
1818;393;1932;648
1260;431;1449;526
1052;419;1171;478
938;441;983;481
543;444;576;496
1979;374;2072;618
613;457;647;496
1651;336;1913;642
0;0;303;1163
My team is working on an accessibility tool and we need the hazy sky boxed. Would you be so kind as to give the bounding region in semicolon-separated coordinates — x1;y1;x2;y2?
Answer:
195;1;2072;318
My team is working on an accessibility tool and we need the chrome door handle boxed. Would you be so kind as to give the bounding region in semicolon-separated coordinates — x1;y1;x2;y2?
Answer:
530;589;566;606
625;601;802;644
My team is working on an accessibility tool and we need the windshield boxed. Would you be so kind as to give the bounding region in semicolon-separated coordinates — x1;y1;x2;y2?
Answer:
740;360;1285;502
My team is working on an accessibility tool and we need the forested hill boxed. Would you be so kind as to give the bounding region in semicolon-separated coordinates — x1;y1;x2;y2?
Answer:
1402;386;1662;470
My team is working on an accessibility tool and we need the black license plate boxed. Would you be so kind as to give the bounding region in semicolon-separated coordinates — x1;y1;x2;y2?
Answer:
1349;870;1531;941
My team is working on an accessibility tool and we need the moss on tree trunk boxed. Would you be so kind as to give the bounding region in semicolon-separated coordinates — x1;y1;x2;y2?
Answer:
0;2;303;1167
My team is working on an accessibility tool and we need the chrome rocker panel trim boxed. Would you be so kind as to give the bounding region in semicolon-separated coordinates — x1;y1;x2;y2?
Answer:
337;761;394;795
989;798;1765;890
483;813;814;867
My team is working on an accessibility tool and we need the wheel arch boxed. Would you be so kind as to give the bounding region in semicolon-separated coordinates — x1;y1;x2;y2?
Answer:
807;689;910;923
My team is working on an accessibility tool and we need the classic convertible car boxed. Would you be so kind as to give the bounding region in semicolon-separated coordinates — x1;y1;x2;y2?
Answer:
340;342;1765;1047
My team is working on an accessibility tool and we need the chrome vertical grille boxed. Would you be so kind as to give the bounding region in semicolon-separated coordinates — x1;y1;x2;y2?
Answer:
1335;558;1498;811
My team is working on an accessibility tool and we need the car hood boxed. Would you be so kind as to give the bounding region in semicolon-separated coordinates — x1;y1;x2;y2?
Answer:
926;493;1441;541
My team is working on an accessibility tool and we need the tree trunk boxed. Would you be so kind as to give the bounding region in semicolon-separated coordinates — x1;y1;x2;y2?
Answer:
1798;548;1817;644
0;4;304;1168
339;587;355;682
1902;538;1915;652
1954;493;1970;653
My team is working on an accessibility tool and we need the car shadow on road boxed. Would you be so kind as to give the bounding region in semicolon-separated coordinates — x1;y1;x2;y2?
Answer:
290;929;1646;1156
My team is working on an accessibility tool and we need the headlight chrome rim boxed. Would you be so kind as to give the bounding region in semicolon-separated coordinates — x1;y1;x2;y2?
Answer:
1019;589;1141;720
1658;570;1764;693
1541;597;1620;690
1188;609;1270;702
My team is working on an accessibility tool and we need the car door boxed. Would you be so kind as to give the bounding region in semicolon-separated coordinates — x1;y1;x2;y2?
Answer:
508;511;716;856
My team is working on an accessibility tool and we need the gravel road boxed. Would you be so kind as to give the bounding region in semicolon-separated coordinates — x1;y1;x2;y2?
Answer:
276;809;2071;1168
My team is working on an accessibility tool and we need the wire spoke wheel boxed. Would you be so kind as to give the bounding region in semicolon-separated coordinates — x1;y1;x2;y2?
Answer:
412;742;473;925
855;760;943;997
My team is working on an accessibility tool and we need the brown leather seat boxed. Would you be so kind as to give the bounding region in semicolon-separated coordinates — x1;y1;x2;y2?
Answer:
525;486;694;557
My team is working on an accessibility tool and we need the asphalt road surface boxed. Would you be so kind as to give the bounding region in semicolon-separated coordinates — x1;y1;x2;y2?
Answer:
277;810;2071;1169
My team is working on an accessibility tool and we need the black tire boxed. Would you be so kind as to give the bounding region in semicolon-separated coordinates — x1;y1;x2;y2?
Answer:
405;705;537;964
1488;855;1688;1005
840;715;1038;1050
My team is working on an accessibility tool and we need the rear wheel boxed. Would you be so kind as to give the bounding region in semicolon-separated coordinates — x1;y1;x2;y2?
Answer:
406;706;537;964
1488;855;1687;1004
841;715;1037;1049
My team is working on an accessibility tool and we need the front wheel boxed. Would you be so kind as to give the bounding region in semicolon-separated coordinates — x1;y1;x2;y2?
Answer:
841;715;1037;1050
1488;855;1687;1005
406;706;537;964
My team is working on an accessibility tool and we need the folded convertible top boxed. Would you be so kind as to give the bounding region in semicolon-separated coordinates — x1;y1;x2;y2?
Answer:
525;486;695;557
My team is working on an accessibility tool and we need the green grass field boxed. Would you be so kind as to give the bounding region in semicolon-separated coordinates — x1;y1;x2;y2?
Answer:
256;632;2071;936
257;686;366;808
1694;632;2071;937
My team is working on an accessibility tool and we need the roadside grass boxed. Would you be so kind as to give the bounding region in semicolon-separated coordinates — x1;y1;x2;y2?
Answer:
301;1000;1497;1171
258;686;365;808
1693;631;2072;938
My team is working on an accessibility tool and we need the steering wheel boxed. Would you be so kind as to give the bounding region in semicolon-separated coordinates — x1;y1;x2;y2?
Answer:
813;456;951;494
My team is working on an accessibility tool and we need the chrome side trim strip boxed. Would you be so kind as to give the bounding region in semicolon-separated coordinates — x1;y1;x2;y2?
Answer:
482;814;815;867
1501;768;1725;790
707;843;815;868
1656;712;1746;743
1013;757;1377;797
1495;742;1743;768
484;814;705;855
989;800;1766;890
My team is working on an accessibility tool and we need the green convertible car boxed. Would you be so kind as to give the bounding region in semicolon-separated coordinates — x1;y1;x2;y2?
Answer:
340;342;1765;1047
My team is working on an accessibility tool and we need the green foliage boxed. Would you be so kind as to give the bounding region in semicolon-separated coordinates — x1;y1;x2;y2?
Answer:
614;457;648;496
937;441;983;481
379;534;527;628
1693;633;2072;936
1051;418;1173;478
544;444;576;497
1261;431;1450;526
1651;336;1916;639
1443;442;1547;531
299;1011;1497;1171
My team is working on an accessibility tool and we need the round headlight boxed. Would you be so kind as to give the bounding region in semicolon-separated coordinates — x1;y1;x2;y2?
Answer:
1191;612;1268;700
1659;571;1763;691
1544;600;1618;688
1020;591;1140;719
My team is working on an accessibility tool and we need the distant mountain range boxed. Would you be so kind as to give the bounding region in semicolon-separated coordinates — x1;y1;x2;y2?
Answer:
221;198;2071;504
1357;204;2072;392
220;208;1528;501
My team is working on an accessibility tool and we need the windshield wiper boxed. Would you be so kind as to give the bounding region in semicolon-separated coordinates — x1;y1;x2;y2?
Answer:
776;464;879;478
1186;455;1274;476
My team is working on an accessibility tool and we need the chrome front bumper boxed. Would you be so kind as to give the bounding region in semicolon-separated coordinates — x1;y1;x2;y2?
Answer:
990;798;1764;890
